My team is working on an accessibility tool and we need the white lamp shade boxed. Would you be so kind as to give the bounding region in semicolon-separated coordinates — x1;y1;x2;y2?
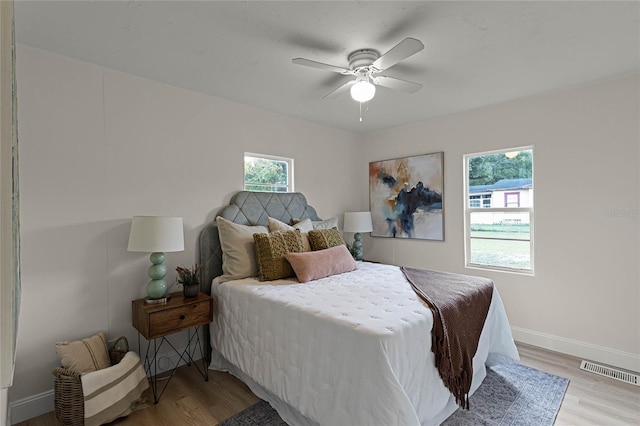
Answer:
127;216;185;252
350;80;376;103
343;211;373;233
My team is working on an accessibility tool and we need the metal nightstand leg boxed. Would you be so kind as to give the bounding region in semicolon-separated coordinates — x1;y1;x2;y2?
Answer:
138;326;209;403
186;326;209;381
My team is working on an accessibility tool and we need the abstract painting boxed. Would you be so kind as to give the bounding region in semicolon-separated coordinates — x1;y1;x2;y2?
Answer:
369;152;444;240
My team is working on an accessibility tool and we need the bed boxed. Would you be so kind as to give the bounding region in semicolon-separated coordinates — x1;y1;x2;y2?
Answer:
199;191;519;426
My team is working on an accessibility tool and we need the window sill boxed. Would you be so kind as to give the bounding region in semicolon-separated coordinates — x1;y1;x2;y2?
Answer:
465;263;534;277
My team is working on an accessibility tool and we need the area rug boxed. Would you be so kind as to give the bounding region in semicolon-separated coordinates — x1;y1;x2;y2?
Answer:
217;363;569;426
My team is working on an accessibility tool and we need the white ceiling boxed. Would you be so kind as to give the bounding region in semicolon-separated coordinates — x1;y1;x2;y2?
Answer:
15;1;640;134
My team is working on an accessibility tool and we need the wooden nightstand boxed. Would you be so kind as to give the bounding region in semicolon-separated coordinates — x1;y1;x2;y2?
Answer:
132;292;213;403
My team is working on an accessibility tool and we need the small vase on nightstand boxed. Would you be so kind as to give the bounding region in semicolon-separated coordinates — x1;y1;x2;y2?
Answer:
182;283;200;298
176;264;202;298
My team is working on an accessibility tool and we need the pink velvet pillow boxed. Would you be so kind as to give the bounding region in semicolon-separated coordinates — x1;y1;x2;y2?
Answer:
285;244;357;283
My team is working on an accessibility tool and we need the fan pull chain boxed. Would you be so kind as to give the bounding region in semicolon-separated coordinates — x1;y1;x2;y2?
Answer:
359;102;371;123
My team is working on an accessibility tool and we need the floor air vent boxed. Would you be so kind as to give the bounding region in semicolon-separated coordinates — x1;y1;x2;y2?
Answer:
580;360;639;386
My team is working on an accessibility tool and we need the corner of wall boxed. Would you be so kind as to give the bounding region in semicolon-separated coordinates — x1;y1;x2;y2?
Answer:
1;387;8;426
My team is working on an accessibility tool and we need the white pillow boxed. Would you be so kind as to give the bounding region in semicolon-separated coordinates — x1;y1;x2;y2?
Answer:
216;216;268;282
294;217;339;230
268;217;313;251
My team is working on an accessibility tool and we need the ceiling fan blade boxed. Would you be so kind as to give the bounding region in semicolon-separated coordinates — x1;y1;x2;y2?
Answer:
372;37;424;71
374;75;423;94
292;58;351;74
323;80;355;99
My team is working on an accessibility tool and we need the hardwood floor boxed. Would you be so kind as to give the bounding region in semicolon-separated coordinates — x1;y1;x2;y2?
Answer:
516;343;639;426
16;342;640;425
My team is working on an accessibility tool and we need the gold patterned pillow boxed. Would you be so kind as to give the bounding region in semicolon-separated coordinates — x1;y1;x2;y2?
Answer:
268;217;313;251
254;230;305;281
308;227;346;251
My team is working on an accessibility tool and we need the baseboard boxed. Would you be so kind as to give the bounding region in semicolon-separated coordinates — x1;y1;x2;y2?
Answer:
9;389;54;425
9;346;199;424
512;326;640;373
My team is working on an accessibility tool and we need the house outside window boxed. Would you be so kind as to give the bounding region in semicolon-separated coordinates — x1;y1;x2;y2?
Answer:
244;153;293;192
464;148;534;273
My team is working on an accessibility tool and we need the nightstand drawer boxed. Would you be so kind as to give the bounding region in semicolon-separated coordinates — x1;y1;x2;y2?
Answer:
149;300;211;338
132;292;214;340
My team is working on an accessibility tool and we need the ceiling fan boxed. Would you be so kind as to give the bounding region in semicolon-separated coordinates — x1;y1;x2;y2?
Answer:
292;37;424;103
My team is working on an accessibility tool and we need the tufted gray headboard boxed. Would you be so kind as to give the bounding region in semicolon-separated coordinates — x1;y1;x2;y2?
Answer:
199;191;321;296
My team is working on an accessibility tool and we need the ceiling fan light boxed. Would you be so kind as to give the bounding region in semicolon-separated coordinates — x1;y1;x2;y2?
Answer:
350;80;376;103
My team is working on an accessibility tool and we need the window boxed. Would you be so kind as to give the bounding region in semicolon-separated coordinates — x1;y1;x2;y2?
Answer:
244;153;293;192
464;147;533;273
469;193;492;208
504;192;520;207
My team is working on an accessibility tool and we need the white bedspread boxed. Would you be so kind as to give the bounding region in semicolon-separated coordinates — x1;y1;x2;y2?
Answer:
209;262;518;426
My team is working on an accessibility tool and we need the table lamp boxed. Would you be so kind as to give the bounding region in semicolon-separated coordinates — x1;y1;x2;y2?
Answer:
127;216;184;302
343;211;373;261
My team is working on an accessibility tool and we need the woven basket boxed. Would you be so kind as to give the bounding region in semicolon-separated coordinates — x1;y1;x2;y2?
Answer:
108;336;128;366
53;336;129;425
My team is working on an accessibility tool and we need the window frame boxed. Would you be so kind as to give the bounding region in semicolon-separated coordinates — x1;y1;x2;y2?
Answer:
243;152;294;193
463;146;534;275
1;0;19;389
504;192;520;208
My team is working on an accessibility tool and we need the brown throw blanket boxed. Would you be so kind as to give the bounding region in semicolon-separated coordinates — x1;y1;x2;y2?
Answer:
400;267;494;410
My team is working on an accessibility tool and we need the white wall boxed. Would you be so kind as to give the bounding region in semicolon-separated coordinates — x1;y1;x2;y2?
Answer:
363;75;640;370
11;45;363;412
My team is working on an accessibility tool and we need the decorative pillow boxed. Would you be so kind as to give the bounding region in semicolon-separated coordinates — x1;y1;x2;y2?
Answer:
294;217;339;230
308;227;346;250
268;217;313;251
216;216;269;282
55;331;111;373
254;230;305;281
285;245;358;283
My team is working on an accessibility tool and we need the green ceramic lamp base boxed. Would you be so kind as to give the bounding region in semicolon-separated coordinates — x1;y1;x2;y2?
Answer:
352;233;363;261
146;252;168;299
